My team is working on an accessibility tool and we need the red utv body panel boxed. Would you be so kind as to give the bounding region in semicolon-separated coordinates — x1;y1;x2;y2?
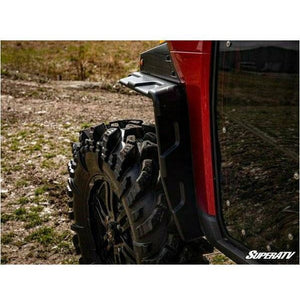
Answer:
168;41;216;216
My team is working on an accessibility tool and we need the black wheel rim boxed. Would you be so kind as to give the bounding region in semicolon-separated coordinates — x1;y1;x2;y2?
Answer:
89;179;136;264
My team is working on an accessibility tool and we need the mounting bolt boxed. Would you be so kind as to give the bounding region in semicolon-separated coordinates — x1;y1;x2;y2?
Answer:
226;41;232;48
288;233;293;240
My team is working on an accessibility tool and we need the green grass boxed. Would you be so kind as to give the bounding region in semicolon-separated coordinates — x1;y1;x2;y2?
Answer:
24;212;48;229
10;138;20;151
44;153;56;159
61;257;79;264
14;207;27;219
34;185;49;196
32;195;44;204
17;130;29;138
1;256;9;264
1;213;13;223
41;159;56;169
9;205;48;228
18;196;30;205
80;122;92;129
1;41;158;82
30;206;44;213
211;254;230;264
25;227;55;245
27;143;42;153
2;232;15;244
16;179;29;188
63;123;71;129
10;165;22;171
25;227;71;247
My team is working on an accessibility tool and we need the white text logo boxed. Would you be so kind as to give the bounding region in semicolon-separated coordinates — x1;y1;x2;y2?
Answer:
245;250;295;260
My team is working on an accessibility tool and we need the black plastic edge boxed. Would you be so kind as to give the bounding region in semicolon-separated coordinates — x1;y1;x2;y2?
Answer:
119;72;202;241
198;210;257;264
140;43;181;84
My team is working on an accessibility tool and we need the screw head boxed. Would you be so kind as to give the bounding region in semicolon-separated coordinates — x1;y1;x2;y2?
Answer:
288;233;293;240
226;41;232;48
241;229;246;236
266;245;271;251
293;172;299;180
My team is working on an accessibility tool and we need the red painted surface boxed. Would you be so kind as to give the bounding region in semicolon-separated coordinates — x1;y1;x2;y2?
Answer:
168;41;216;216
168;41;212;53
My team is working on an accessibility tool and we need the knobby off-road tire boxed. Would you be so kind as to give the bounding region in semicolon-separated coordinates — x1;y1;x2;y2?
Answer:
67;119;212;264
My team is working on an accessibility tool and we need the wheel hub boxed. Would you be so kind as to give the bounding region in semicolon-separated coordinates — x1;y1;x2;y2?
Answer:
105;221;120;244
89;179;136;264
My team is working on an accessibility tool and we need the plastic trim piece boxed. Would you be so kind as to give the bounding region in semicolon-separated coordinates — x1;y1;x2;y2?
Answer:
198;210;258;264
140;43;180;83
120;72;202;241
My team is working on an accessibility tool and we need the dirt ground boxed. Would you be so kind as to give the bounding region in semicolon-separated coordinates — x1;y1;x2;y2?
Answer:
1;77;233;264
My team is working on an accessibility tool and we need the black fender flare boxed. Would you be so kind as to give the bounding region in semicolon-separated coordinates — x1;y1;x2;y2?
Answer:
120;72;202;241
